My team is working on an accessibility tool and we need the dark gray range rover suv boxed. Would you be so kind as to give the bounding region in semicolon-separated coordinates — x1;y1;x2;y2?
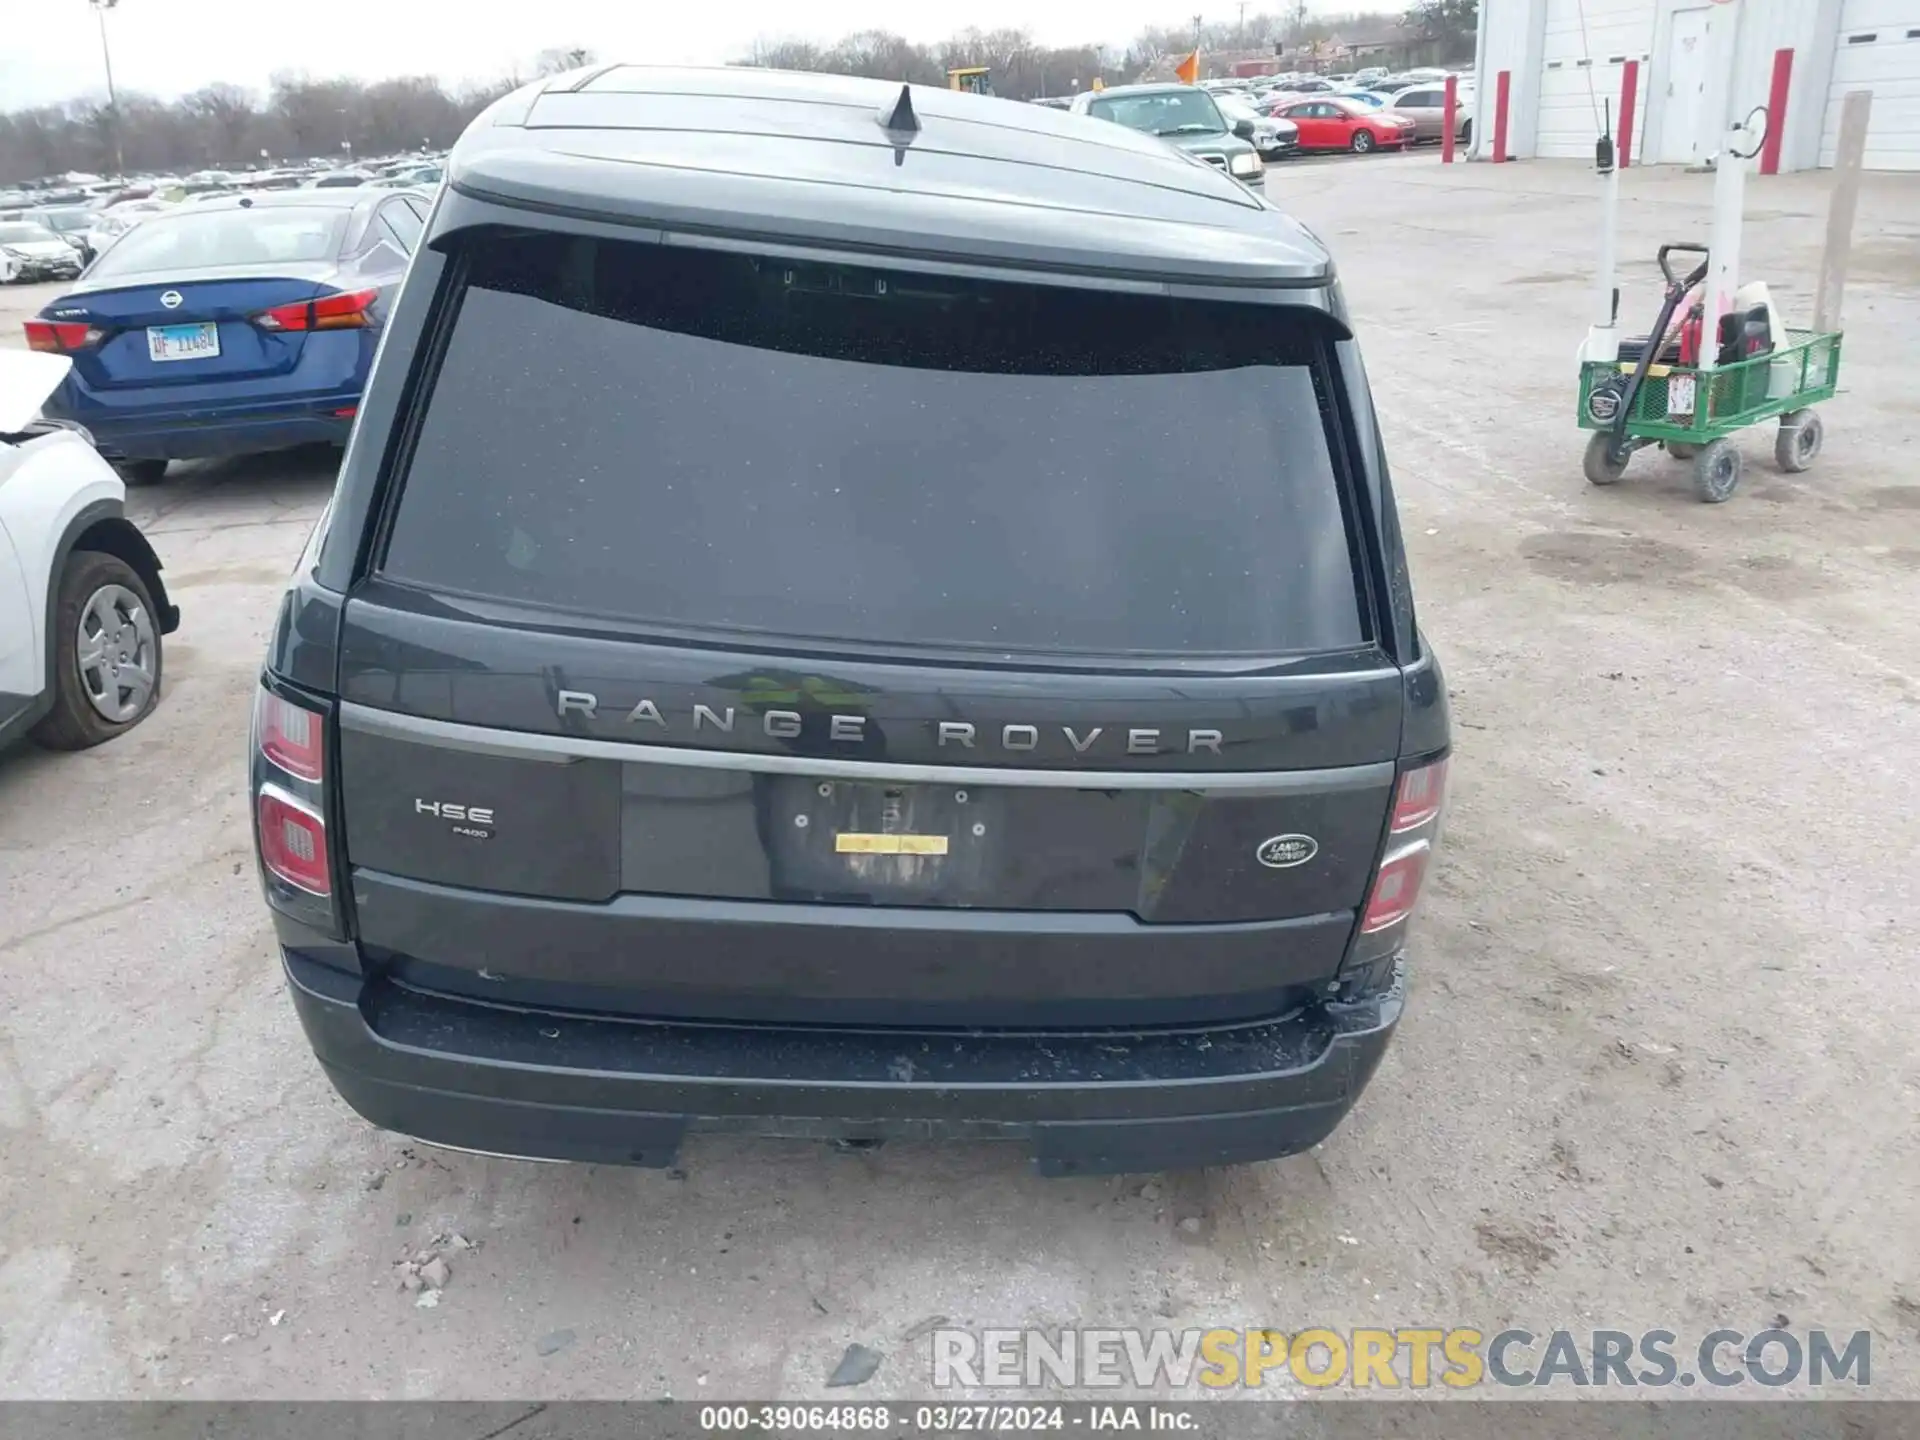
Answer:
251;66;1449;1176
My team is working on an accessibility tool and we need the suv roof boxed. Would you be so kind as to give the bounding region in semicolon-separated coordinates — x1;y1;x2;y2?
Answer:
446;66;1332;285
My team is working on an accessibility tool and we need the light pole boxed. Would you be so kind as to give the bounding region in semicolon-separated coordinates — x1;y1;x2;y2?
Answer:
89;0;126;175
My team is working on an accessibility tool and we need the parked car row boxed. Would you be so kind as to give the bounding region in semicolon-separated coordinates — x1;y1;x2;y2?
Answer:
1043;71;1469;165
1204;65;1457;98
1197;67;1474;148
1;150;448;278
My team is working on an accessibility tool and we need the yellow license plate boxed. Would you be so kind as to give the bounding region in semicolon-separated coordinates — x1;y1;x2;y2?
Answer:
834;833;950;856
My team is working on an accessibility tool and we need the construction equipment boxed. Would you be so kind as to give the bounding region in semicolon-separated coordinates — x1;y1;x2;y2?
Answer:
947;67;992;96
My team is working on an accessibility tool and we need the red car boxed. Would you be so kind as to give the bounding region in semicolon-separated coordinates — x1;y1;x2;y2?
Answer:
1275;96;1415;154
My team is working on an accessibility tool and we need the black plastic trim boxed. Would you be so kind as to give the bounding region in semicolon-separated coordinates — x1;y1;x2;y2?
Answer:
350;866;1358;1028
285;948;1403;1174
0;689;50;750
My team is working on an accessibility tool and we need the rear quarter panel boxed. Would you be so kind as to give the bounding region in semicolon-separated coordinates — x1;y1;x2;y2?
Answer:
0;432;125;697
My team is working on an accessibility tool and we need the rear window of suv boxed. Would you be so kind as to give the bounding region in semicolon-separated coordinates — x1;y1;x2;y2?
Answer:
379;229;1367;660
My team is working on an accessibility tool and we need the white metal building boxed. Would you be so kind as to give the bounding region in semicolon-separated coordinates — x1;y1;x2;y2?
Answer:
1469;0;1920;171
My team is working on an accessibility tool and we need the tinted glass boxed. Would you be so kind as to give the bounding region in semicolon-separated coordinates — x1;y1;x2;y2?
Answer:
1086;89;1227;137
84;207;346;277
382;232;1364;660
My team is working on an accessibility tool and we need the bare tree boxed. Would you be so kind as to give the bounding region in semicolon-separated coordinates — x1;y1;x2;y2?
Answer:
181;83;257;164
742;38;826;71
535;46;599;77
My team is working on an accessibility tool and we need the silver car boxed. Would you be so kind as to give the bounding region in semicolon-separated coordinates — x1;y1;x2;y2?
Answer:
1384;84;1474;145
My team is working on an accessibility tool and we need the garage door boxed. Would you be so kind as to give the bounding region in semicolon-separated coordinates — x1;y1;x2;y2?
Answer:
1821;0;1920;170
1536;0;1654;159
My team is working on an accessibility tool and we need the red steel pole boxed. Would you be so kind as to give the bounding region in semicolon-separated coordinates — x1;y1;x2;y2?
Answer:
1760;48;1793;175
1492;70;1511;163
1442;73;1458;163
1618;59;1639;168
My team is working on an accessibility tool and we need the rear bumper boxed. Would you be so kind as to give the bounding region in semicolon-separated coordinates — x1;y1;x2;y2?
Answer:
285;949;1405;1176
67;395;357;462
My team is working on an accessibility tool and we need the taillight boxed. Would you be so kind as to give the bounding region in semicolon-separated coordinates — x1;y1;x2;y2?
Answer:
251;288;378;333
1359;756;1448;938
258;784;330;896
24;320;103;353
1390;757;1448;833
252;685;341;935
257;690;324;781
1361;841;1430;933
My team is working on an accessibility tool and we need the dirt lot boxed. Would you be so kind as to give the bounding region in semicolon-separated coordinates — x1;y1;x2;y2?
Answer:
1;155;1917;1402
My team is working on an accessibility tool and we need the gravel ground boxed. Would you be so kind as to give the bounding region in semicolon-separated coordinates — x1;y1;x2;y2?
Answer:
1;155;1916;1402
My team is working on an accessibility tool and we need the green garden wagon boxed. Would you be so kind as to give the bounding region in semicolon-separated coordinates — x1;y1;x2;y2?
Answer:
1578;326;1843;504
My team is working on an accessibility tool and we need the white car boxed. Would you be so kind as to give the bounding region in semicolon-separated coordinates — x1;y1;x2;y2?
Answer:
0;350;178;752
0;221;85;285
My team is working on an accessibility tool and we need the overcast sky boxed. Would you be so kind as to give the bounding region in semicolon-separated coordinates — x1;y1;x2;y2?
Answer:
3;1;1355;111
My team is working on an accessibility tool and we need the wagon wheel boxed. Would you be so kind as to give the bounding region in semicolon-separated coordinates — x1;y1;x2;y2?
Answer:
1691;439;1744;504
1774;409;1823;473
1583;432;1630;486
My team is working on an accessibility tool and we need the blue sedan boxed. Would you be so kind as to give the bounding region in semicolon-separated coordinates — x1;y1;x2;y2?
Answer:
25;188;424;484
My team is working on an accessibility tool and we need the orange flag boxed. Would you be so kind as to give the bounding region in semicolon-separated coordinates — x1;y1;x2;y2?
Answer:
1174;50;1200;85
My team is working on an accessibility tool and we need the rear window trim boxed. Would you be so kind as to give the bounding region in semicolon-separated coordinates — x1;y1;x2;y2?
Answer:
361;230;1381;673
433;189;1339;296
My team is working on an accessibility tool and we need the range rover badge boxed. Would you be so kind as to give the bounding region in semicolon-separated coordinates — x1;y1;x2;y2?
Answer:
1255;834;1318;869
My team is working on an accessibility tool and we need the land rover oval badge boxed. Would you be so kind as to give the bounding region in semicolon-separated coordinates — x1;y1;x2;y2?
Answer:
1256;834;1318;869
